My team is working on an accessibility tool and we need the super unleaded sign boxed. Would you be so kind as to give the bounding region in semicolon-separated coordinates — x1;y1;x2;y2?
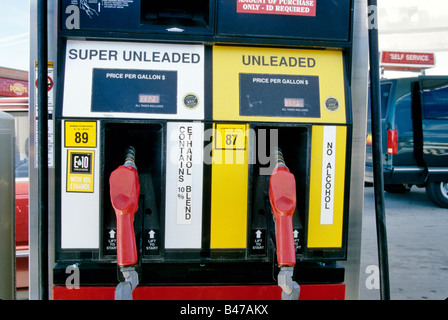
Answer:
237;0;317;17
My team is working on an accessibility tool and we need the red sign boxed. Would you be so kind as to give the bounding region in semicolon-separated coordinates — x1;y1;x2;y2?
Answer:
0;78;29;97
381;51;435;68
237;0;317;17
35;76;54;92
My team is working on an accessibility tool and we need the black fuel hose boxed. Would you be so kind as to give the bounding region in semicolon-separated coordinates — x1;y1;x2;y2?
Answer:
37;0;49;300
368;0;391;300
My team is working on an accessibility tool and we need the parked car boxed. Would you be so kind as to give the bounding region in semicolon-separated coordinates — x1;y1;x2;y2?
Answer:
0;97;29;293
365;76;448;208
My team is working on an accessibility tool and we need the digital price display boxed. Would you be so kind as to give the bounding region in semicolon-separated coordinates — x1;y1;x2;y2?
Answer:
239;73;320;118
91;68;177;114
284;98;304;108
139;94;160;104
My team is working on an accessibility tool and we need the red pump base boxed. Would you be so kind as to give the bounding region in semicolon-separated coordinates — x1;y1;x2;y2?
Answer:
53;284;345;300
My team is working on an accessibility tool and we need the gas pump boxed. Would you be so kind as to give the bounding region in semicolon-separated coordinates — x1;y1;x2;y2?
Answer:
29;0;369;300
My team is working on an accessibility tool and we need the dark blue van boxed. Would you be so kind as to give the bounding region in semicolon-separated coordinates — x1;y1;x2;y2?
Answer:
365;76;448;208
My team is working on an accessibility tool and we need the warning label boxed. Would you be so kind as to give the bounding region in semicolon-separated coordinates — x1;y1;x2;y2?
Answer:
320;126;336;225
102;0;133;9
176;125;194;225
237;0;317;17
165;122;204;249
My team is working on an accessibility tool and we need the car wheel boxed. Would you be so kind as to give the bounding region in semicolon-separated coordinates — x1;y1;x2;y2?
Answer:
426;182;448;208
384;184;411;193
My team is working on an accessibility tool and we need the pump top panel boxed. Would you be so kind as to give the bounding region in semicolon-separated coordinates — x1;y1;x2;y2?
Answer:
217;0;351;42
61;0;216;36
60;0;353;45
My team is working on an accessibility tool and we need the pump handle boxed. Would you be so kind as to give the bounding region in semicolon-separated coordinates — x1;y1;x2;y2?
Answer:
269;165;297;267
110;164;140;266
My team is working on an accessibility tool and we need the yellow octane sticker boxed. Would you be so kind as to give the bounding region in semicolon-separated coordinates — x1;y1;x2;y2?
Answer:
65;121;97;148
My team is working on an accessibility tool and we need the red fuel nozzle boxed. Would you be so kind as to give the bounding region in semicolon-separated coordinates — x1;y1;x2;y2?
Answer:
269;149;297;267
110;147;140;267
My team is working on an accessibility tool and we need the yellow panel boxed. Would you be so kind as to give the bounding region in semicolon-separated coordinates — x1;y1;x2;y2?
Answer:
65;121;97;148
213;46;346;124
308;125;347;248
210;123;249;249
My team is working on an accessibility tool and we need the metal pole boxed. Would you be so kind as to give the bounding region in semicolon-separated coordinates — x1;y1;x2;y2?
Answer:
367;0;391;300
37;0;49;300
0;111;16;300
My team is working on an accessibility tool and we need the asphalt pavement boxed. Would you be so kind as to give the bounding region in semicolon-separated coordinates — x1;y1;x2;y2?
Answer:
359;185;448;300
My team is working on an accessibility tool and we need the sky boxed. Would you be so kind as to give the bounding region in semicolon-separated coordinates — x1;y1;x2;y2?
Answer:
0;1;448;76
377;0;448;78
0;0;29;71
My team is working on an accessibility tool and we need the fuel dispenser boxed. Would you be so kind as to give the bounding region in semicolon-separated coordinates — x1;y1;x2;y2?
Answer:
29;0;369;300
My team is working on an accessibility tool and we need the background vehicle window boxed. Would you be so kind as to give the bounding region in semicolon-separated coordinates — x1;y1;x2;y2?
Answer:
394;92;412;131
368;82;391;120
422;79;448;119
9;111;29;178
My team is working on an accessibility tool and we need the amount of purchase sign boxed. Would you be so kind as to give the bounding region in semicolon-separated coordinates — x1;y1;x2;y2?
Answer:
237;0;317;17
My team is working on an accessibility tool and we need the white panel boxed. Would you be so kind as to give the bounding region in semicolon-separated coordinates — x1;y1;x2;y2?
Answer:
320;125;336;225
61;120;100;249
165;122;204;249
63;40;204;120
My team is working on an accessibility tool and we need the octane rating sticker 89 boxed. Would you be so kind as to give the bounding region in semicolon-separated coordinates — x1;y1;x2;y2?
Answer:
65;121;97;148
